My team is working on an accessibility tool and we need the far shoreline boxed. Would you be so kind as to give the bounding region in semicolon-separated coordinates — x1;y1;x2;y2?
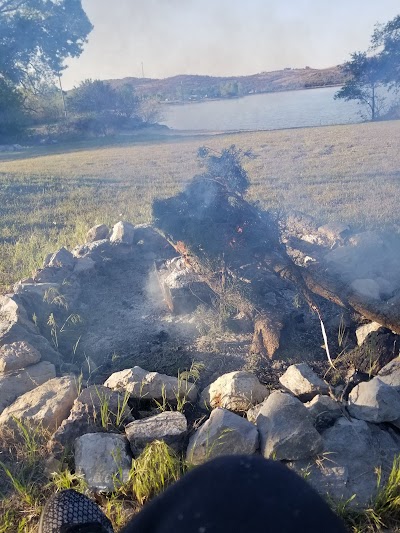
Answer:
162;84;343;106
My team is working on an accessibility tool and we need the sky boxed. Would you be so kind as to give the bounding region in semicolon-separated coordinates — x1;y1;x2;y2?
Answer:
62;0;400;89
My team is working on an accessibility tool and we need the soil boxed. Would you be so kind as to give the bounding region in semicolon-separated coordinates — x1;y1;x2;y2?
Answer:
53;232;354;392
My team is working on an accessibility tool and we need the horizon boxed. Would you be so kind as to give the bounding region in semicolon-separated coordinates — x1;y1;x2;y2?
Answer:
61;0;400;89
100;64;341;84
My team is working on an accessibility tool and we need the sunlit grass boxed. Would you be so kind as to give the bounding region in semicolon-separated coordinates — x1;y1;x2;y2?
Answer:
1;120;400;290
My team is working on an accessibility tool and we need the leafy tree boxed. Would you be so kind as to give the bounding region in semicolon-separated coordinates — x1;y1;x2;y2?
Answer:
0;0;93;88
68;79;116;114
115;84;139;119
335;14;400;120
372;15;400;86
335;52;387;120
0;78;25;140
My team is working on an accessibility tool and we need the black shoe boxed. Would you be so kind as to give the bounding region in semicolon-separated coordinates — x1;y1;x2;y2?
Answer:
38;489;114;533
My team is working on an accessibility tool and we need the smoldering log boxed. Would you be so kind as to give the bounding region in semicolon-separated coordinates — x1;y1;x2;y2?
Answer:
152;146;400;359
152;147;324;359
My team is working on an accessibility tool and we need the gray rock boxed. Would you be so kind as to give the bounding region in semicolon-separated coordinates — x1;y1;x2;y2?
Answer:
0;375;78;431
348;377;400;423
0;295;61;366
157;257;213;314
125;411;187;455
315;417;400;506
356;322;384;346
32;266;71;284
86;224;109;243
378;358;400;389
13;282;60;297
74;256;96;274
72;239;112;260
200;371;269;412
75;433;132;492
0;361;56;413
256;391;322;460
47;247;75;269
305;395;342;431
247;398;269;424
110;221;135;245
186;408;259;465
49;385;134;458
279;363;329;401
104;366;198;403
0;341;41;373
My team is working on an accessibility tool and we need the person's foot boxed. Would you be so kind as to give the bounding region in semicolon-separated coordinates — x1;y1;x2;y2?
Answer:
38;489;114;533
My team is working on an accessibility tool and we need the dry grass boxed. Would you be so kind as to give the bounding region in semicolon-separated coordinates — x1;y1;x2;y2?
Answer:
1;120;400;290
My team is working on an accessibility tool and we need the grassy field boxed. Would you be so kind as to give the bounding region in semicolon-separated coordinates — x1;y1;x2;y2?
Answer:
1;120;400;290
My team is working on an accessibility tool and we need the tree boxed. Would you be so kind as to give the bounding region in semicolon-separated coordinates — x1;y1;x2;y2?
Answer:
0;78;25;139
335;14;400;121
335;52;387;120
68;79;116;114
0;0;93;89
372;15;400;86
115;84;139;119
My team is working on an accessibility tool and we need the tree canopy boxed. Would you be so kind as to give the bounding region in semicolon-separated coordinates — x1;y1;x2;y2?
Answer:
0;0;93;88
335;13;400;120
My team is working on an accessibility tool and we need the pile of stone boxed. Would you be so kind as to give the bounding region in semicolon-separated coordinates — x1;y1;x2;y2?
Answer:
0;348;400;508
1;219;400;511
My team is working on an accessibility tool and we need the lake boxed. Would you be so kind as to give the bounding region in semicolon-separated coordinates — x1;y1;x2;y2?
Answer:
161;86;362;132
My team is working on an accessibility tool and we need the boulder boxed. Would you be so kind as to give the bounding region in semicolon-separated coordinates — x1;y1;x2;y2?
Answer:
46;247;75;269
279;363;329;401
200;371;269;412
186;408;259;465
356;322;383;346
125;411;187;455
0;361;56;413
0;341;41;373
0;295;61;366
110;221;135;245
104;366;198;403
304;395;342;431
348;377;400;423
256;391;322;460
0;375;78;431
75;433;132;492
49;385;134;458
86;224;110;243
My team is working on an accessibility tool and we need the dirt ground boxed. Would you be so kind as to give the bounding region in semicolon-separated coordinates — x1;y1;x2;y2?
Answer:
58;230;351;392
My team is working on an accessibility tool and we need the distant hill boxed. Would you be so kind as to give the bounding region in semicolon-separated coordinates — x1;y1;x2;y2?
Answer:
107;66;345;103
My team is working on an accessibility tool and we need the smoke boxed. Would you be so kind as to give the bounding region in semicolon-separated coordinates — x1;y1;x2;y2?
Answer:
63;0;400;88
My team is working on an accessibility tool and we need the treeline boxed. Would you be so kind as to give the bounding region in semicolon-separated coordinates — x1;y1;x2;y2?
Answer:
0;1;161;144
30;79;161;142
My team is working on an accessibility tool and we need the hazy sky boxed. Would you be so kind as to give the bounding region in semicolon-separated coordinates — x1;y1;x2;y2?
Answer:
62;0;400;89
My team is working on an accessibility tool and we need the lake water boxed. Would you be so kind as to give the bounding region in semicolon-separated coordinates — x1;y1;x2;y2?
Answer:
161;86;362;132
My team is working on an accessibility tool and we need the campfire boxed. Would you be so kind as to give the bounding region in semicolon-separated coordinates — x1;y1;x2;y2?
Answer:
153;145;400;367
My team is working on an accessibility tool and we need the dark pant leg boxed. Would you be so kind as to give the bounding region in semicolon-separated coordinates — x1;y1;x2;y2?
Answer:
121;455;347;533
